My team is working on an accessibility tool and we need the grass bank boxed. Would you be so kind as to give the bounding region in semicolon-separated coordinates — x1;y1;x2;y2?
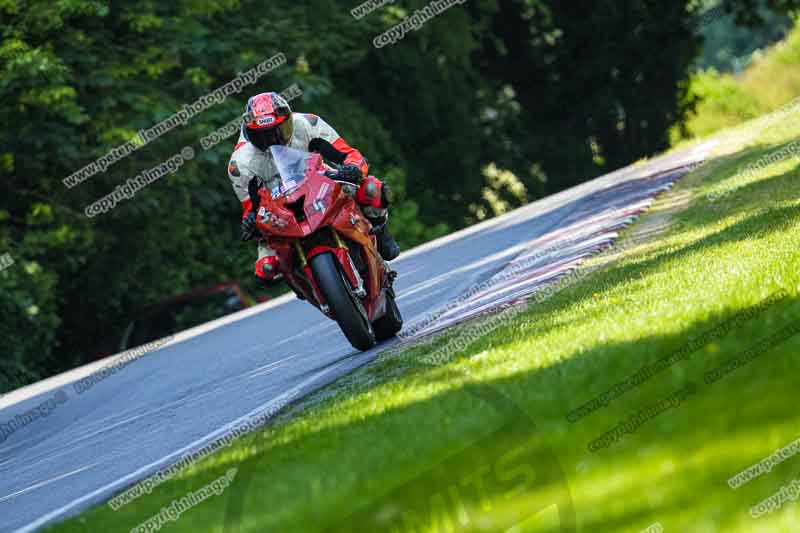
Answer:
52;83;800;533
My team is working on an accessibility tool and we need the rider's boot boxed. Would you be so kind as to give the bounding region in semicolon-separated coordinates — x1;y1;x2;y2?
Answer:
356;177;400;261
368;215;400;261
255;255;284;286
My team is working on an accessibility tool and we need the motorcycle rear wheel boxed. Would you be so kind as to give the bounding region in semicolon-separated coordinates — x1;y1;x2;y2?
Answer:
311;252;376;351
373;291;403;341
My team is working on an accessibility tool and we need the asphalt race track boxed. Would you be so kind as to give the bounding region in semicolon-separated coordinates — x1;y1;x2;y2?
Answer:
0;142;714;532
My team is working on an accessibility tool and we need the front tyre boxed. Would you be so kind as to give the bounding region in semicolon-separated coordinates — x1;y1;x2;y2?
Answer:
311;252;376;351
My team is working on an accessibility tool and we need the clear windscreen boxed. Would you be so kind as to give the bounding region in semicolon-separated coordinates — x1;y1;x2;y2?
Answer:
269;145;313;197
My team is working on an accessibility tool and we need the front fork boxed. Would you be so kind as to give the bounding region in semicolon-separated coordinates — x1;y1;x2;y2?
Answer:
296;229;367;315
332;230;367;298
293;241;308;268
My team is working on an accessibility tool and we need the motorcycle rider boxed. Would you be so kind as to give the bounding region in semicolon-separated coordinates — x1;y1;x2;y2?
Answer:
228;92;400;284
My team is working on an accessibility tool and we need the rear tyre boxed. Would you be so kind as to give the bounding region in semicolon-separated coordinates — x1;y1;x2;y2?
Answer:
311;252;376;351
373;291;403;341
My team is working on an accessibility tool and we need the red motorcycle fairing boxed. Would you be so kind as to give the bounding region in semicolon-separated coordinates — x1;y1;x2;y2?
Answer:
329;208;387;319
254;151;390;322
253;153;338;239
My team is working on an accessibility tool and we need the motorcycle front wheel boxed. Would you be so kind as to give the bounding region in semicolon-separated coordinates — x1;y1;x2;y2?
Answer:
310;252;376;351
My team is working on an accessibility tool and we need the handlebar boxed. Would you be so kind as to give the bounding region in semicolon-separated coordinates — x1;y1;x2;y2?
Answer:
323;167;360;185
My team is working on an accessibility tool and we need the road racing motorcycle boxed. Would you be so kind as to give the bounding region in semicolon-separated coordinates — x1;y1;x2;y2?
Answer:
247;144;403;351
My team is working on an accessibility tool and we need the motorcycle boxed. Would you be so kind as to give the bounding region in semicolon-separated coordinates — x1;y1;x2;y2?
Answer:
246;144;403;351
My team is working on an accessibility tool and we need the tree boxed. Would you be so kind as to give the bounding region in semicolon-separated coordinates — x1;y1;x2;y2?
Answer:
473;0;702;193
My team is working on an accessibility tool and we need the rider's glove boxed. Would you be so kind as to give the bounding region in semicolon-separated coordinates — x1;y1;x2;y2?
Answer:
241;212;258;242
337;163;363;184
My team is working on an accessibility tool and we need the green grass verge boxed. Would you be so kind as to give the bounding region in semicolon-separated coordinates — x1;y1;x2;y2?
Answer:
51;110;800;532
675;20;800;142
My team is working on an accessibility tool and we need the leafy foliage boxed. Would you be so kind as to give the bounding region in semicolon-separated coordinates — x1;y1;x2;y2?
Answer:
696;0;793;72
0;0;795;391
678;21;800;141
